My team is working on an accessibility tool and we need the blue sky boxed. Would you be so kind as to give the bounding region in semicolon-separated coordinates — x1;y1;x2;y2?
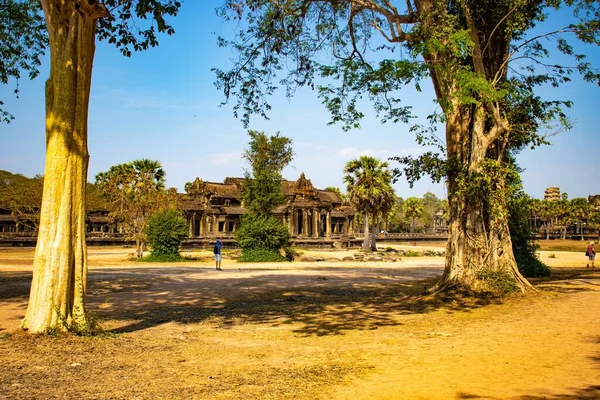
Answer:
1;1;598;200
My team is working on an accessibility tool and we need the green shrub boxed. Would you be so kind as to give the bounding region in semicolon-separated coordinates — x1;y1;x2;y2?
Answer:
238;248;287;262
235;214;290;252
508;193;551;278
144;209;188;258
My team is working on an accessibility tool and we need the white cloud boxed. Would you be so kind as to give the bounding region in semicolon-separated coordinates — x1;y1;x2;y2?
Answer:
211;151;242;165
338;147;376;158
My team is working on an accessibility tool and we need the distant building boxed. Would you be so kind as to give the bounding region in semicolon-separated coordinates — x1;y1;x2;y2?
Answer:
0;173;356;244
181;173;355;239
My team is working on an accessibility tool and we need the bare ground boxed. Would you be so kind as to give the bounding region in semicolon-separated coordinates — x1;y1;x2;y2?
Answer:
0;244;599;399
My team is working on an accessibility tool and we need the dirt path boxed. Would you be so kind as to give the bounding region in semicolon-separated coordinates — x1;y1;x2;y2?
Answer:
0;247;599;399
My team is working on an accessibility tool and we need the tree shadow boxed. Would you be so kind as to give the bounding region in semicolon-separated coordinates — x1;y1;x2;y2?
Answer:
0;272;31;300
516;385;600;399
529;267;600;294
91;266;502;336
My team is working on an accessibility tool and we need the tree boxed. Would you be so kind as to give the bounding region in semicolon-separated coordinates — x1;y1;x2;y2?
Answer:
570;198;591;241
343;156;395;251
236;130;293;261
15;1;181;333
95;159;171;260
539;200;558;240
215;1;599;293
588;207;600;242
404;197;424;234
0;170;44;230
242;130;294;216
144;209;187;261
508;192;550;278
421;192;441;233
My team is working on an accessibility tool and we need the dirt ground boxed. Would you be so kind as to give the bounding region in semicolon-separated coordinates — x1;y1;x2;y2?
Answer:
0;243;599;399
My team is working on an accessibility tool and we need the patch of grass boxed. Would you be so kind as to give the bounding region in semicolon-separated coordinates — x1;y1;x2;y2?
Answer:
404;250;422;257
537;239;595;252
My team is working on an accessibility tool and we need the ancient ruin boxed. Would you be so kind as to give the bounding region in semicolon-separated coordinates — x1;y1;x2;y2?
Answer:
180;173;355;240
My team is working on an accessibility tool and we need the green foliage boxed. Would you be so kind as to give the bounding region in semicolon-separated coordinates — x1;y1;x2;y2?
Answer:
0;0;47;123
237;130;293;259
235;214;290;252
343;155;395;250
508;192;551;278
97;0;181;58
242;130;294;216
0;170;43;229
95;159;174;258
144;209;187;258
48;308;104;337
237;248;287;263
477;269;520;294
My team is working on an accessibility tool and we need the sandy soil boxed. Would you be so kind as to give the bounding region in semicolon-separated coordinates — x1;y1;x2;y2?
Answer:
0;244;599;399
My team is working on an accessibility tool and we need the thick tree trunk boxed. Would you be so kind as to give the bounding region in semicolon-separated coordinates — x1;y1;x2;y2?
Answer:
432;108;533;293
22;1;107;333
362;211;369;251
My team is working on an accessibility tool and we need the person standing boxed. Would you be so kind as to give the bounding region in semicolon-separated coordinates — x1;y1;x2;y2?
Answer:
214;240;223;270
586;241;595;269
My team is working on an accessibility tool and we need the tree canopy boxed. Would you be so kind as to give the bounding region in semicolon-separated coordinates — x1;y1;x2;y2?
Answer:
216;0;600;293
236;130;294;262
95;159;172;259
343;155;395;251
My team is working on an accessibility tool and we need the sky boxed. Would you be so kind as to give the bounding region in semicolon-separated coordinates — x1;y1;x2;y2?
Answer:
1;1;599;200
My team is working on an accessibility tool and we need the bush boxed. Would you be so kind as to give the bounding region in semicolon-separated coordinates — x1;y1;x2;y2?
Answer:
508;193;551;277
238;248;287;262
144;209;188;258
235;214;290;252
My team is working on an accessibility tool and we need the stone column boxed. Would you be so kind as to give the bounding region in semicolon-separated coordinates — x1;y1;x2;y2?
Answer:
199;214;204;236
302;209;308;236
212;215;217;234
326;210;332;238
189;214;194;237
312;208;319;238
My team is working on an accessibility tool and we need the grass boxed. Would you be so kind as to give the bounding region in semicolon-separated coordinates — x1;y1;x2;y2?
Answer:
536;239;596;252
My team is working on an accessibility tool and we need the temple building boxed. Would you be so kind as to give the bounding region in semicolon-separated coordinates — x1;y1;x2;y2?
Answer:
180;173;355;239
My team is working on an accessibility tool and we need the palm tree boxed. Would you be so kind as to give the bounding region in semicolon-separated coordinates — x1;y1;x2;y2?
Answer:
404;197;424;233
570;198;591;240
343;156;395;251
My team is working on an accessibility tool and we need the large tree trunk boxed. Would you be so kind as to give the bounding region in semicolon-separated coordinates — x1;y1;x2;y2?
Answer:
431;107;533;293
22;1;107;333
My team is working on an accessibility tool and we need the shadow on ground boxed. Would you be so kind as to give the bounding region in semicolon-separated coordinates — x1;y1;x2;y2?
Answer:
79;266;506;336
